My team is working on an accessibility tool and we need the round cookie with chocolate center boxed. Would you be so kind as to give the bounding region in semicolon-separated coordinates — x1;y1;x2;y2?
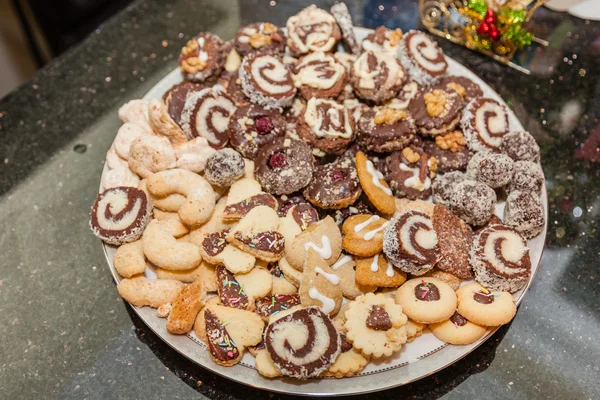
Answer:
385;147;436;200
422;131;471;173
431;76;483;101
350;50;407;104
285;5;341;57
503;190;545;239
179;32;226;83
500;130;540;162
456;282;517;326
408;88;464;136
398;30;448;85
180;86;236;149
383;210;441;275
471;224;531;293
293;52;347;100
239;52;296;109
254;137;314;195
90;186;152;245
234;22;286;56
297;98;356;156
449;180;497;226
461;97;510;153
466;151;515;189
228;104;286;159
395;277;457;324
162;82;206;127
362;26;403;54
357;108;417;153
429;311;487;345
303;157;362;210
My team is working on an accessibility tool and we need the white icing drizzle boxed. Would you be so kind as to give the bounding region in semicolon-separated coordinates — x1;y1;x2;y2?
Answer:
370;254;380;272
286;5;337;54
352;50;403;90
304;236;332;259
408;32;446;72
386;260;395;277
314;267;340;285
197;37;205;47
250;55;293;95
331;255;352;270
304;98;353;139
363;221;390;240
308;287;335;314
475;100;508;148
293;52;345;90
399;163;431;191
353;215;380;233
366;159;393;195
400;214;437;260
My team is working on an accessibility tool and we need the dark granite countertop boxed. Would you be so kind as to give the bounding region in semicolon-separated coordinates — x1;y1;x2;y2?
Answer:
0;0;598;399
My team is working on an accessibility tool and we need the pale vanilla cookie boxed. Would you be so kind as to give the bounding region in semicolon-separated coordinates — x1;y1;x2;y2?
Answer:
421;268;463;291
113;239;146;278
299;249;343;316
456;282;516;326
142;219;202;271
174;137;217;174
255;348;282;378
155;264;203;283
330;254;376;299
355;151;395;215
355;254;407;288
323;333;369;378
166;281;206;334
139;179;186;213
226;206;285;262
128;135;177;178
191;196;234;234
342;214;389;257
395;278;457;324
196;229;256;274
344;292;408;358
117;276;184;308
405;319;425;343
118;99;152;132
286;216;342;271
429;311;487;345
235;266;273;302
196;261;218;292
394;197;434;217
268;263;299;295
278;256;302;287
195;304;265;367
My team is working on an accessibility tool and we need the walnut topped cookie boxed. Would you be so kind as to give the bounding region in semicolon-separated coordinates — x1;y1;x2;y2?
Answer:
357;107;417;153
179;32;226;83
234;23;286;56
361;26;403;54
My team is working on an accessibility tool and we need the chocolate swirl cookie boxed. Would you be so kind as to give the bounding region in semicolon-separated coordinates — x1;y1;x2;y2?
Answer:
265;307;341;379
471;224;531;293
297;98;356;155
286;5;341;57
228;104;286;159
357;107;416;153
90;186;152;245
362;26;403;54
162;81;206;127
234;22;286;56
180;87;236;149
350;50;407;103
217;70;248;105
398;30;448;85
383;210;440;275
461;98;510;153
179;32;226;83
239;52;296;109
293;52;347;100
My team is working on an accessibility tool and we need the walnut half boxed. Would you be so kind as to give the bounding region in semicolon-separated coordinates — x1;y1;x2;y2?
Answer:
423;89;447;117
250;33;272;49
435;130;466;152
402;147;420;163
387;28;403;47
374;108;407;125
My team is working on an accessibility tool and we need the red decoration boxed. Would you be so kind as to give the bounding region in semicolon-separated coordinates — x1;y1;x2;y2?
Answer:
476;8;500;41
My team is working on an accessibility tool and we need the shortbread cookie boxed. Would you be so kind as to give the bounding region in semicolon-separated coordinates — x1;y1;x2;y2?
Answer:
394;198;435;217
299;249;343;316
398;30;448;85
142;219;202;271
278;256;302;287
286;5;341;56
155;264;204;283
429;311;487;345
255;294;300;320
355;152;395;215
383;210;440;276
344;293;408;358
227;206;285;262
286;216;342;271
355;254;407;288
116;276;184;308
342;214;389;257
255;347;282;378
195;304;264;366
404;319;425;343
198;229;256;274
167;281;205;334
113;239;146;278
456;282;516;326
269;263;298;295
421;268;462;291
432;204;474;279
235;266;273;302
323;333;369;378
265;307;341;379
395;278;457;324
461;98;509;153
216;265;253;310
330;254;376;299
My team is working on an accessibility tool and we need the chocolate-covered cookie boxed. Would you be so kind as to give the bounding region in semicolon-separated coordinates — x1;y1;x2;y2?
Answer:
286;5;341;57
297;98;356;156
431;76;483;101
408;88;464;136
217;70;248;105
357;108;416;153
179;32;226;83
449;180;497;226
385;81;420;110
228;104;286;159
362;26;403;54
234;22;286;56
422;132;471;173
239;52;296;109
350;50;407;104
163;82;206;127
385;147;437;200
303;157;362;209
255;137;314;195
293;52;347;100
398;30;448;85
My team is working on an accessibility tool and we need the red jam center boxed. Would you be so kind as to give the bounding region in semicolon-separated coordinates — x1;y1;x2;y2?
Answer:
269;152;288;169
255;116;274;135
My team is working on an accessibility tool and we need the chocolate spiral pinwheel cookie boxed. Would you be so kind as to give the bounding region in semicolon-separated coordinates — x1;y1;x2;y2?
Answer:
217;70;248;106
162;81;206;127
180;86;236;149
239;52;296;109
461;98;510;153
350;50;407;103
398;30;448;85
234;22;286;56
293;52;347;100
286;5;341;57
228;104;286;159
90;186;152;245
297;98;356;155
179;32;226;83
471;224;531;293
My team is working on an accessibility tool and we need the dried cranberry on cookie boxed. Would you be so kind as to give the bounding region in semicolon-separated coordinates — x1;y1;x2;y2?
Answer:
228;104;286;159
303;157;362;210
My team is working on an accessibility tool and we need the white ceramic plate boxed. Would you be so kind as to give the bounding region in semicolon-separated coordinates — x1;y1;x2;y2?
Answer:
100;27;548;396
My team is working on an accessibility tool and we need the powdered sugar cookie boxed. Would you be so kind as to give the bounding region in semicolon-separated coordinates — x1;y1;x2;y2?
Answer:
174;137;216;173
113;239;146;278
395;277;457;324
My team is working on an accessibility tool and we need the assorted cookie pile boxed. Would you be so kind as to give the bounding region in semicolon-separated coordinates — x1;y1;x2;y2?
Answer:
90;3;545;381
